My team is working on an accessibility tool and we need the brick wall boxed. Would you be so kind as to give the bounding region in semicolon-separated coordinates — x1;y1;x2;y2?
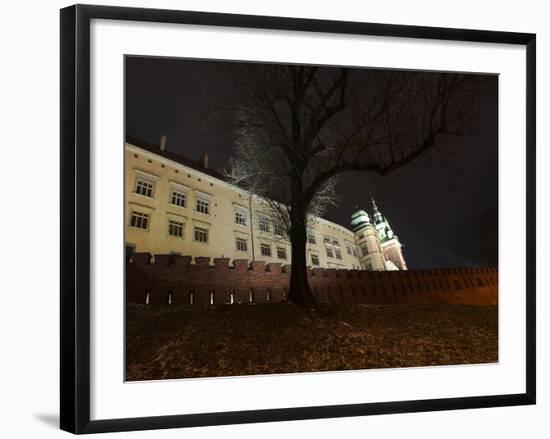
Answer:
126;253;498;306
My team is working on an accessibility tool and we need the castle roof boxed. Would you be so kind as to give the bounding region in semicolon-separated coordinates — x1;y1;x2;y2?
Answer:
127;135;357;237
126;134;227;182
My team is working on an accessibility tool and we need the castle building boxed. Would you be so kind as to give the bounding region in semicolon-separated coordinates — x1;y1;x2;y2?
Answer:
351;210;387;271
371;199;408;270
125;136;407;271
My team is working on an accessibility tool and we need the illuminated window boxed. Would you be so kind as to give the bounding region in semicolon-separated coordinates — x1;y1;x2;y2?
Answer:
194;226;208;243
235;209;247;226
134;178;154;197
274;224;285;236
334;248;342;260
259;216;270;232
236;237;248;252
170;190;186;207
130;211;149;229
260;243;271;257
346;243;353;255
361;245;369;256
196;198;209;214
168;220;184;237
277;247;287;259
125;244;136;263
311;254;320;266
307;229;316;244
324;237;334;258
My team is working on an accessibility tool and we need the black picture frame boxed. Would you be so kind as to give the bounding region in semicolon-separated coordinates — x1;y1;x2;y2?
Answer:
60;4;536;434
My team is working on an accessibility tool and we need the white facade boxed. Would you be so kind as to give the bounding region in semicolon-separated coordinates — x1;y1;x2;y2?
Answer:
125;140;407;271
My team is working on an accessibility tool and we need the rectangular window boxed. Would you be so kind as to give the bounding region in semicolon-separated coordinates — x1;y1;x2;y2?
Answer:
325;246;334;258
334;248;342;259
259;216;270;232
346;244;353;255
130;211;149;229
323;237;331;243
277;247;287;259
274;224;285;236
196;199;210;214
168;220;184;237
332;240;339;246
307;230;316;244
135;178;154;197
125;244;136;263
236;237;248;252
311;254;320;266
235;210;247;226
170;190;186;207
194;226;208;243
361;245;369;256
260;243;271;257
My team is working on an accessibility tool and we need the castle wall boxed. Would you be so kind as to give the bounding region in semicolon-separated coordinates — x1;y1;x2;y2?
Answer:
126;253;498;306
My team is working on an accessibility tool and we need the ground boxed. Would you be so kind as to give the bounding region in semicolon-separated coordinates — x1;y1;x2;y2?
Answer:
125;303;498;381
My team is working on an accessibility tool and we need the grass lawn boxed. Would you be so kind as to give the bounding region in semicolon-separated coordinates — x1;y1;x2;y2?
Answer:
126;303;498;381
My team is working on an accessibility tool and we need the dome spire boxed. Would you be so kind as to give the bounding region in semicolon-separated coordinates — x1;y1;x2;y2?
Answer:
371;197;383;224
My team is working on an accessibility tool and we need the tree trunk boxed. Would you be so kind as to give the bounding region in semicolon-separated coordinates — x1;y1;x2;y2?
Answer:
287;219;316;307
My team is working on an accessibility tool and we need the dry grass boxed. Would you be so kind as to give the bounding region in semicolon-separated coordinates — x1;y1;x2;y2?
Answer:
126;303;498;381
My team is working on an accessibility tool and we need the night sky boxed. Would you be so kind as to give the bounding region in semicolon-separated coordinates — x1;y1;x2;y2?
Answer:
125;56;498;269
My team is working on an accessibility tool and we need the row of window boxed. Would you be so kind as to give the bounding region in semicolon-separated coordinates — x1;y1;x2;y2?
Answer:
135;176;211;214
131;210;292;259
259;243;287;259
131;211;359;266
131;210;210;242
323;237;343;260
346;243;357;257
136;176;291;238
257;216;286;236
134;175;361;260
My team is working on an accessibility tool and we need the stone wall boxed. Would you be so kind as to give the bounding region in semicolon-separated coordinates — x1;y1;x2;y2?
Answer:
126;253;498;306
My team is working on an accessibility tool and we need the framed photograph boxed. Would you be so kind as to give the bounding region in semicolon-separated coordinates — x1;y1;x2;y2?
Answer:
60;4;536;434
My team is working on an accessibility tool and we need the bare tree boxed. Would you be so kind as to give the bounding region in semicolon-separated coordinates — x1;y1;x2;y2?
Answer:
222;63;487;307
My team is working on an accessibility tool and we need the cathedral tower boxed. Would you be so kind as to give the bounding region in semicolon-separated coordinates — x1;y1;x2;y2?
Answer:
371;198;407;270
351;209;387;271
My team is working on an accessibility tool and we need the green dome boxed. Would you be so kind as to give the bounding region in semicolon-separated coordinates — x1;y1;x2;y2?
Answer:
351;209;371;232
